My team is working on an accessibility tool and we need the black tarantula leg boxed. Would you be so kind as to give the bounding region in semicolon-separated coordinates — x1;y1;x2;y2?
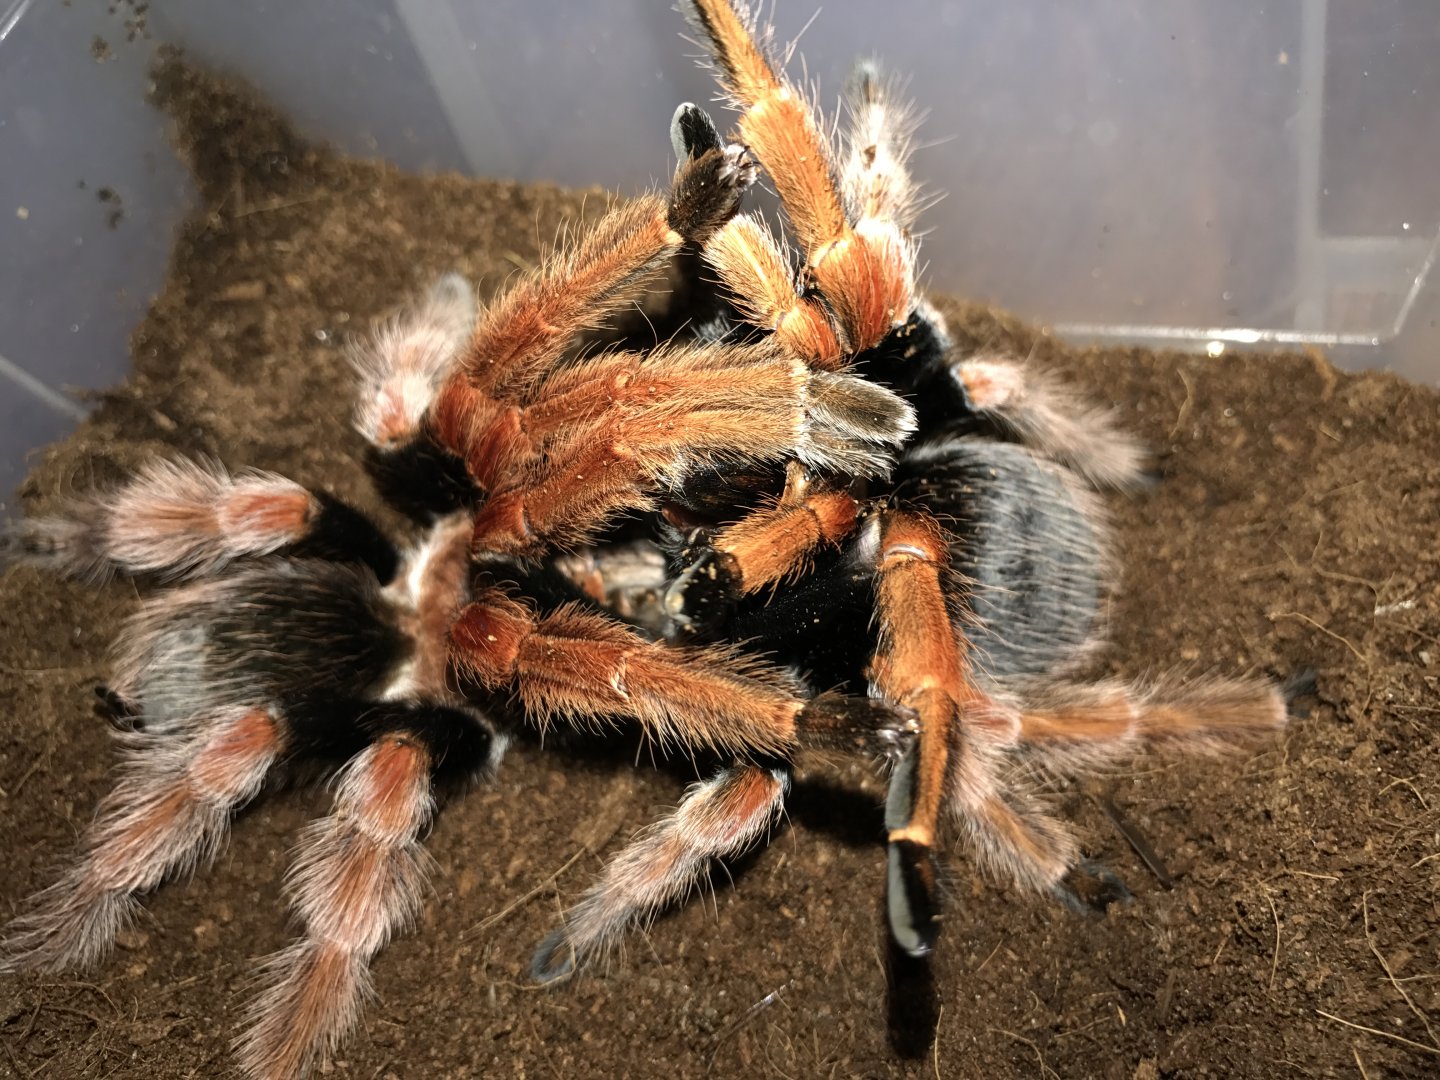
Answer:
1;706;284;973
532;762;788;982
686;0;915;350
238;703;495;1080
2;457;399;584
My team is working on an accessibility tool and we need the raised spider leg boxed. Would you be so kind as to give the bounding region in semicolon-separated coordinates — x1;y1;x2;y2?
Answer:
686;0;915;351
237;703;494;1080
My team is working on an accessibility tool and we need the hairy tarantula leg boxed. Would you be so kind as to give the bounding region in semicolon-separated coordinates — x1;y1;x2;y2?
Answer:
468;346;912;557
1051;859;1133;916
352;271;477;450
0;706;283;974
3;457;398;584
870;510;1056;955
663;464;861;634
951;355;1149;491
1009;674;1288;779
840;59;922;234
532;763;788;982
685;0;914;349
452;591;799;756
452;590;890;758
356;273;482;523
703;214;846;368
432;138;756;482
238;704;494;1080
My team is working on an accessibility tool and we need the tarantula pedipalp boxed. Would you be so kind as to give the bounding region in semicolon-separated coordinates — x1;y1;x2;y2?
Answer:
529;0;1292;973
0;101;914;1079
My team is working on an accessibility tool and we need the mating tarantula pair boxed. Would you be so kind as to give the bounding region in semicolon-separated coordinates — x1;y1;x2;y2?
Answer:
1;2;1290;1077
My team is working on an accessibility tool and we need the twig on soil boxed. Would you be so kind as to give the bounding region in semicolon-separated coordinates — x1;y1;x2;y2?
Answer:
1268;610;1367;666
228;191;331;219
1094;795;1174;888
5;740;53;798
1362;891;1439;1050
2;1039;34;1079
465;847;586;938
989;1028;1060;1080
1316;1011;1440;1056
1262;887;1281;991
1168;367;1195;440
1352;1046;1371;1079
933;1005;943;1080
706;981;791;1072
1377;777;1429;811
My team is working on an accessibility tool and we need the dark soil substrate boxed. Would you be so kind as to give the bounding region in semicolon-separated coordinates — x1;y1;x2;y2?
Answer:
2;59;1437;1080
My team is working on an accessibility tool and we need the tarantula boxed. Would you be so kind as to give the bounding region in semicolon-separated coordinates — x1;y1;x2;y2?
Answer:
0;1;1291;1076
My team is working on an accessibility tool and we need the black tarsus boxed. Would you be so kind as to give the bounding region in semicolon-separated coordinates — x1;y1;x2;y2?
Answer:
364;436;476;524
287;491;400;585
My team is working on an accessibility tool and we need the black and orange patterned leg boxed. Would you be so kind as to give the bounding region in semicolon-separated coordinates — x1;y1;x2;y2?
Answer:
685;0;915;350
465;349;909;557
450;587;910;760
430;113;757;490
2;458;398;583
237;705;494;1080
1;707;284;973
868;510;1082;954
663;463;862;634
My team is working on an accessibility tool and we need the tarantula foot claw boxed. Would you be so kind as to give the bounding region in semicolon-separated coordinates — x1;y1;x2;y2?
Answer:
530;928;578;985
1053;859;1132;916
94;685;142;731
1280;669;1319;715
671;102;723;161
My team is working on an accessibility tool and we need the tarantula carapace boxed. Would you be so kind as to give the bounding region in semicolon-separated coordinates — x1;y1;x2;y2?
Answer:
1;1;1289;1077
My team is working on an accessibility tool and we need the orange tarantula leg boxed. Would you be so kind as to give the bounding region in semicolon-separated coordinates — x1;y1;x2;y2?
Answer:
237;705;494;1080
707;466;859;593
952;355;1149;490
452;591;801;757
1011;674;1288;778
2;457;398;583
0;707;283;974
468;346;912;557
431;121;756;482
869;510;1072;955
686;0;914;349
703;214;845;368
663;464;861;635
532;762;787;981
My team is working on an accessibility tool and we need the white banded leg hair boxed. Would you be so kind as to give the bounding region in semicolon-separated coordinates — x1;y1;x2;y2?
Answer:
532;762;788;981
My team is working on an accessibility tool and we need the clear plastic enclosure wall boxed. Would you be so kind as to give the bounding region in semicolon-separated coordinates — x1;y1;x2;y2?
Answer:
2;0;1437;503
